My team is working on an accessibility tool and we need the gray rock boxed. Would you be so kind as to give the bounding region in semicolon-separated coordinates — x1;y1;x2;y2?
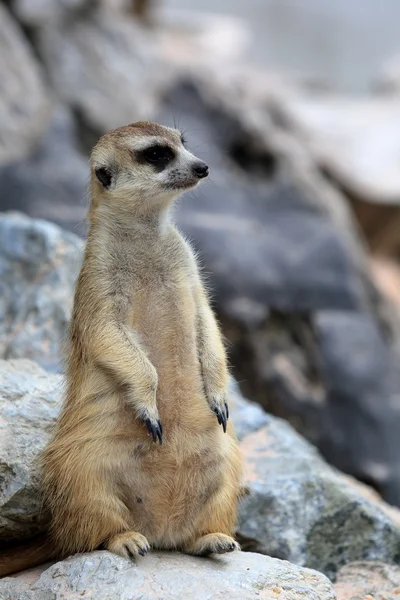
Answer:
315;310;400;504
0;360;62;542
163;83;366;317
157;77;373;315
0;213;83;372
376;54;400;93
228;378;270;440
0;3;49;165
9;0;91;26
0;550;336;600
36;6;169;143
238;420;400;580
0;106;88;237
334;561;400;599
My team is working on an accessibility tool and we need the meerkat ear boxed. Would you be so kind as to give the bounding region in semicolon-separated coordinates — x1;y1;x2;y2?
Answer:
95;166;113;189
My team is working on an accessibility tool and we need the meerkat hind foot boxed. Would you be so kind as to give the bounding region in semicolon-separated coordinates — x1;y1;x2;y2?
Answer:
106;531;150;560
186;533;241;557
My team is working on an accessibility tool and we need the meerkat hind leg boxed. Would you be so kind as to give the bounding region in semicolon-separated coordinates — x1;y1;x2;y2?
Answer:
106;531;150;559
186;533;240;556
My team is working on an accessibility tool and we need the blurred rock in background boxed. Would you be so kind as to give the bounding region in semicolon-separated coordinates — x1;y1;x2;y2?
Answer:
0;2;49;165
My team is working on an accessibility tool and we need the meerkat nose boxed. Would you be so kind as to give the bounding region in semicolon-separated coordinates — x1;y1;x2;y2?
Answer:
192;162;209;179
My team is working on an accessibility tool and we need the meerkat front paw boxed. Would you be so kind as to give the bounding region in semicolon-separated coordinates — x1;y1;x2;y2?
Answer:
208;390;229;433
107;531;150;559
186;533;240;556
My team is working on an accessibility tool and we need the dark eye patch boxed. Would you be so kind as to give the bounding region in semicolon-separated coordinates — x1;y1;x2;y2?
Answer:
95;167;112;189
137;144;175;171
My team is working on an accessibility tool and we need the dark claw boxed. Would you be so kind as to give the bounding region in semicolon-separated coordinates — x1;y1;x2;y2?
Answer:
212;402;227;433
144;418;163;444
225;402;229;420
138;548;146;557
157;421;163;445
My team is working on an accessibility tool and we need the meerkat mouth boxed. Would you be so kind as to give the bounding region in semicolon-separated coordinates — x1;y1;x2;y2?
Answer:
164;178;200;191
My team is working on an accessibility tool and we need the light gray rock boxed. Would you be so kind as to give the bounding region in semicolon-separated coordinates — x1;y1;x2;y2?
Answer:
277;91;400;205
0;3;49;165
0;360;62;542
0;550;336;600
0;212;83;372
9;0;90;26
376;54;400;93
334;561;400;599
228;378;270;440
238;419;400;580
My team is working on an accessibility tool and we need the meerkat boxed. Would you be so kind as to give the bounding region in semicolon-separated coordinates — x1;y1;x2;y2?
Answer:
0;122;243;575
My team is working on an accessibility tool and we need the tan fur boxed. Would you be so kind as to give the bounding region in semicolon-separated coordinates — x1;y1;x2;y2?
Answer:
38;122;243;562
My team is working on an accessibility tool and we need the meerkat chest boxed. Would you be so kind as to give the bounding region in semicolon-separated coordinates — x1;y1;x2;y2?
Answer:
128;236;198;357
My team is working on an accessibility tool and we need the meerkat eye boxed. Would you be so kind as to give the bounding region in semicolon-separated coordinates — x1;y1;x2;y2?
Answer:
180;133;186;146
95;167;112;189
141;145;175;167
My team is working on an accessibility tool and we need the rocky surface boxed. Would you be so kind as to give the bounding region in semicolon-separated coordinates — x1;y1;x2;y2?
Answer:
0;360;62;542
334;561;400;599
228;377;270;440
0;107;88;237
0;551;336;600
2;358;400;582
0;213;83;372
0;3;49;165
238;421;400;580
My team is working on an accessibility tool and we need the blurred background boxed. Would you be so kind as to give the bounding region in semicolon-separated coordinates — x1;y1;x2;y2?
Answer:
1;0;400;506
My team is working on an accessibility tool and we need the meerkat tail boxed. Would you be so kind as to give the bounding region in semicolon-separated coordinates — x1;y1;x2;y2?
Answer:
0;535;57;577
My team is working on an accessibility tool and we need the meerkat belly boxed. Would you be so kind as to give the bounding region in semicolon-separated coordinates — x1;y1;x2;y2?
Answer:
120;430;233;547
124;268;229;543
130;274;207;428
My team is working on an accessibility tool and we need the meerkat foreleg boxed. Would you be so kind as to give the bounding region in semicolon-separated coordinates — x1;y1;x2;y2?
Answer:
195;284;230;432
90;320;162;443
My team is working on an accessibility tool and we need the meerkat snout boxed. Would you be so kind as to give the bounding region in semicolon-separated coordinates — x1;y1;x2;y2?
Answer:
90;122;210;214
192;161;209;179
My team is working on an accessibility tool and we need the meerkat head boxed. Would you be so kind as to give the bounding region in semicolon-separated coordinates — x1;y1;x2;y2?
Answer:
90;121;209;215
